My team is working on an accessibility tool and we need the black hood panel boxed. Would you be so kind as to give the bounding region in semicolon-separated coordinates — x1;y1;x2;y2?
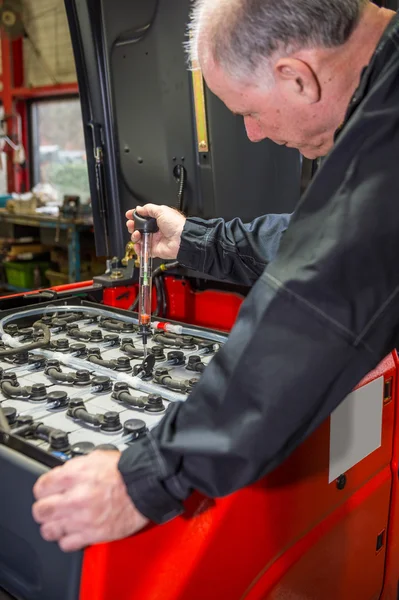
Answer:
65;0;302;257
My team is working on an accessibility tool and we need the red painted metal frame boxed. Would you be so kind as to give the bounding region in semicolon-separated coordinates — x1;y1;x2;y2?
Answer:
12;39;30;193
1;36;17;193
11;83;79;99
2;280;94;302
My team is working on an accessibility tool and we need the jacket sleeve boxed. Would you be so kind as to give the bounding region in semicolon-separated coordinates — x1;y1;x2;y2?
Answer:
118;51;399;524
177;213;292;286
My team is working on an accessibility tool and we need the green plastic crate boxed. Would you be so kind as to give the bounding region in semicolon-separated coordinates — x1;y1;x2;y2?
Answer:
4;261;51;290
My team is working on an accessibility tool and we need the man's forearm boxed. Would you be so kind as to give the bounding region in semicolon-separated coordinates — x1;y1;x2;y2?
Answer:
177;213;292;286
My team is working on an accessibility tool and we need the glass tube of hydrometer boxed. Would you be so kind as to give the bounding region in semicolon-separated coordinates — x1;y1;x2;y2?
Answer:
139;231;152;353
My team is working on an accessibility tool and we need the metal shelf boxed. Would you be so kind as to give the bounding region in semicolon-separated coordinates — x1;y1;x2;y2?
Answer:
0;210;94;283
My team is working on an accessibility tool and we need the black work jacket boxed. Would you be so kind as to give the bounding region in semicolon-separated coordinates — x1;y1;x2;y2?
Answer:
119;12;399;524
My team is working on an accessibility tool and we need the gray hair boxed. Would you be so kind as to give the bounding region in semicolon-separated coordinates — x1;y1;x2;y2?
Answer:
188;0;369;84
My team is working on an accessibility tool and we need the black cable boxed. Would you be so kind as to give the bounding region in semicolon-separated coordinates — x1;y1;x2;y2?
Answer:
153;275;166;318
121;342;145;359
87;355;117;370
70;408;101;427
154;371;189;393
128;261;180;312
153;276;162;317
129;293;140;312
99;319;135;333
160;276;167;317
114;391;146;410
175;165;187;212
68;328;91;341
152;262;178;318
153;285;159;317
47;313;82;326
152;333;185;348
45;367;76;384
159;261;179;274
0;381;30;399
0;322;51;357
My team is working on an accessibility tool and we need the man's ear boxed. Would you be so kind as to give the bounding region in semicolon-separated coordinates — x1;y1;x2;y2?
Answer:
274;58;321;104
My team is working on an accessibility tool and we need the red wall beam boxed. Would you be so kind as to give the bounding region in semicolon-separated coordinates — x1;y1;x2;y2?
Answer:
11;83;79;99
1;36;17;193
11;39;24;87
12;39;29;192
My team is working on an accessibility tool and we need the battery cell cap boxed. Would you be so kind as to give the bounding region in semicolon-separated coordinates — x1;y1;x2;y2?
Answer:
96;443;118;451
70;343;88;356
47;390;69;408
3;406;17;425
92;376;112;392
123;418;147;439
49;430;70;452
71;441;95;456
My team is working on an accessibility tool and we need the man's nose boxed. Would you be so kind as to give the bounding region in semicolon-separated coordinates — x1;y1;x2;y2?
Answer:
244;116;265;143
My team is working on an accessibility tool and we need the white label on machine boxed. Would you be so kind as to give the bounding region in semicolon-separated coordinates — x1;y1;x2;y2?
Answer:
329;376;383;483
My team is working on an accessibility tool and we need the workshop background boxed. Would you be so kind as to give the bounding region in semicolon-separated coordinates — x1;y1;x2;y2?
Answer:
0;0;105;294
0;0;396;296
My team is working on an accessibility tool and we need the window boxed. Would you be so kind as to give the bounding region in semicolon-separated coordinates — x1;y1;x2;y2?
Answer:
31;98;90;203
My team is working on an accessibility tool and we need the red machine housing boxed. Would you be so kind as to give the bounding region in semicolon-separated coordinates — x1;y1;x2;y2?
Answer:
103;276;244;332
4;279;398;599
90;276;397;600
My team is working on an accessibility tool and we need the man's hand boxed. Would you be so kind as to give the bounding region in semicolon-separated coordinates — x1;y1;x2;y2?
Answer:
32;451;149;552
126;204;186;260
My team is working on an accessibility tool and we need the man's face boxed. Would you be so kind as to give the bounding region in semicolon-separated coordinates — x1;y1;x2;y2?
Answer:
202;61;335;159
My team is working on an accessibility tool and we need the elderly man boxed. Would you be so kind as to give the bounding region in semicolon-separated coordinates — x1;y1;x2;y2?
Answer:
33;0;399;552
